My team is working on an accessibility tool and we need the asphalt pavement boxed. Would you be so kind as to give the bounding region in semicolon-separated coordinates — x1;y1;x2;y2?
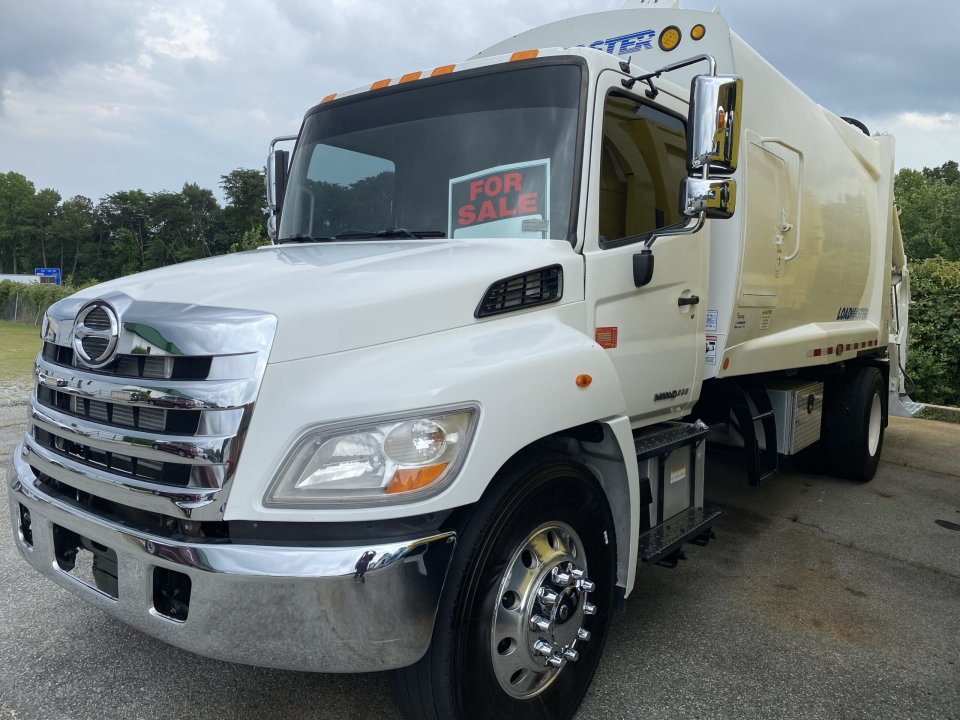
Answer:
1;400;958;720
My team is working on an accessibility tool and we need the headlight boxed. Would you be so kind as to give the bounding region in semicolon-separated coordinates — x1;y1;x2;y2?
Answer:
264;406;479;507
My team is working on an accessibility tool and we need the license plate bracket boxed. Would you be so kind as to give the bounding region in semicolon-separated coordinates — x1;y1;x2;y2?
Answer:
52;524;119;599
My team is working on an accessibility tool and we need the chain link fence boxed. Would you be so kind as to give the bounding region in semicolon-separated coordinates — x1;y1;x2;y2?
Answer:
0;280;75;325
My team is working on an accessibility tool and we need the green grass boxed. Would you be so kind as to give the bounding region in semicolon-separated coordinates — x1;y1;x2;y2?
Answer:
916;406;960;424
0;320;41;383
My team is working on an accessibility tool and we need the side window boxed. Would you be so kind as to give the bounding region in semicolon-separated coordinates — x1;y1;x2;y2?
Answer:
598;93;687;245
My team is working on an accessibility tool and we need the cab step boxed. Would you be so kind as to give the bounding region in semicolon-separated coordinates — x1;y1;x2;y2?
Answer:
637;505;722;568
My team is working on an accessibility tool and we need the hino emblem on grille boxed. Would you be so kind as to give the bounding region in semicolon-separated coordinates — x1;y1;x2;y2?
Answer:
73;301;120;368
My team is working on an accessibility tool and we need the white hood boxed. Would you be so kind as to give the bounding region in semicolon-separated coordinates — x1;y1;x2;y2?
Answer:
75;238;584;363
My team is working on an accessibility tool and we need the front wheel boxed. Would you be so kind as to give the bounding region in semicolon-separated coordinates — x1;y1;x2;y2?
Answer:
391;457;617;720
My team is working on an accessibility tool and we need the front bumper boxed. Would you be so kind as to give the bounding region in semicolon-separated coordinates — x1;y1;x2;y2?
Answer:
7;445;457;673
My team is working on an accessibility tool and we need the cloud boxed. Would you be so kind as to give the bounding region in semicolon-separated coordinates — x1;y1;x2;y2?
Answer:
140;7;222;62
0;0;140;85
0;0;957;202
682;0;960;117
863;111;960;171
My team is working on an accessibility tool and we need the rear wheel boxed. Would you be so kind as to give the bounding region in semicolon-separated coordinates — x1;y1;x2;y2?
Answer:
391;456;616;720
823;366;886;482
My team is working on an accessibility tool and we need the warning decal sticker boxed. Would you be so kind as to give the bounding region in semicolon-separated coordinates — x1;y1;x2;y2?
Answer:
705;335;718;365
448;159;550;239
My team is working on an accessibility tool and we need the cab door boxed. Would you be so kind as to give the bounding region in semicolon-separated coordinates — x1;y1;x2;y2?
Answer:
582;74;709;423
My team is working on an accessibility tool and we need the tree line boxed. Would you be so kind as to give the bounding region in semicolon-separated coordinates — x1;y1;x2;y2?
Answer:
0;168;268;284
0;160;958;405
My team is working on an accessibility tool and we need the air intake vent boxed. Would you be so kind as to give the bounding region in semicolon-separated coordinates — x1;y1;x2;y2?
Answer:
475;265;563;318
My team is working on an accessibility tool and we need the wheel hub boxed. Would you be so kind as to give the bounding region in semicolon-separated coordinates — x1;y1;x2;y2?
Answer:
490;522;597;699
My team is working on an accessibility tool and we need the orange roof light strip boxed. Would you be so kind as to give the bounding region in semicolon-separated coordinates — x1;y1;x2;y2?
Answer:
369;66;455;91
510;49;539;61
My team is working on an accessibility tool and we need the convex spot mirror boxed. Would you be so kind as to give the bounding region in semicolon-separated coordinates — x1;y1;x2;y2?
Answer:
687;74;743;175
681;177;736;219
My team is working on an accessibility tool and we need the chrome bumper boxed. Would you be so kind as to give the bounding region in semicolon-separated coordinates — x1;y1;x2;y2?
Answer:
7;446;456;673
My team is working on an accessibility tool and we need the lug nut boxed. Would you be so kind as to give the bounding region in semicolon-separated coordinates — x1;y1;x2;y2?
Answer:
562;647;580;662
533;640;555;657
530;614;553;633
570;567;586;580
537;587;559;606
546;654;566;668
583;601;597;616
551;567;573;586
577;627;591;641
577;579;596;593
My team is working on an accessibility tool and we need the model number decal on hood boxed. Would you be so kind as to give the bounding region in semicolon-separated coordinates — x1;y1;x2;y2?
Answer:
654;387;690;403
582;30;656;56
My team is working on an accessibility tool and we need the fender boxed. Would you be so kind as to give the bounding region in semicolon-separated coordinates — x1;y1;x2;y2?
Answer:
226;302;634;525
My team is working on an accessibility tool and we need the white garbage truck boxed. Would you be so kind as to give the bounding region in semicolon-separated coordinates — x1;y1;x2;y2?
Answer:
8;2;911;718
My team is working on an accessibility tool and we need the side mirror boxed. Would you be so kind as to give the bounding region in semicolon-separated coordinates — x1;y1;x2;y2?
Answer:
681;177;737;219
687;75;743;175
266;135;297;242
266;148;290;239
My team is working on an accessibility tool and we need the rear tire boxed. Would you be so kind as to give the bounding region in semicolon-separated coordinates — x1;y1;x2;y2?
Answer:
823;366;885;482
390;455;617;720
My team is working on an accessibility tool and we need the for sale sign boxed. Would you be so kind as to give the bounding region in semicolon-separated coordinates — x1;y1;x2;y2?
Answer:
448;160;550;239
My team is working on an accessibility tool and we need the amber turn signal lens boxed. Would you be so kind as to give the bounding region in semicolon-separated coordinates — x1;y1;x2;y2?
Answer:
691;24;706;41
510;49;539;61
659;26;681;51
386;463;449;494
576;374;593;388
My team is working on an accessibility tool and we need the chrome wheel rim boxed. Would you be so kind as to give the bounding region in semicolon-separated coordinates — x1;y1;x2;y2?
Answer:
867;393;882;456
490;521;596;699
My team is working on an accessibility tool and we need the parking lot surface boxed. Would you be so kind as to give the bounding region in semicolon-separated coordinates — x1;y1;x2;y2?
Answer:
1;401;958;720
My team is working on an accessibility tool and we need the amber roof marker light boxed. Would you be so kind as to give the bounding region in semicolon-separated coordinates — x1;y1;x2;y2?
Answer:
691;23;706;41
658;25;682;51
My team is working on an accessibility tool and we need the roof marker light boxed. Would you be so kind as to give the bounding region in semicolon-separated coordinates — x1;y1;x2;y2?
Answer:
691;24;706;41
321;93;337;103
431;64;456;76
659;25;681;51
400;71;422;84
370;79;391;90
510;50;539;61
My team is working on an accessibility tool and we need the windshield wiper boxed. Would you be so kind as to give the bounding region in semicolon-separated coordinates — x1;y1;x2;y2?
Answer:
334;228;447;240
277;234;337;244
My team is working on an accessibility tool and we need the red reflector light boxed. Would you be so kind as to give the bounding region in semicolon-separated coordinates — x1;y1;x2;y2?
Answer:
595;327;618;349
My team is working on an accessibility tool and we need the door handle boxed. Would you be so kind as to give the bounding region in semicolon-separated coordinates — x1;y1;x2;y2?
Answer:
677;294;700;307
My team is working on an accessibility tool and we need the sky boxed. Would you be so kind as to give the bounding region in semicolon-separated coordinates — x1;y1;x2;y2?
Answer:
1;0;958;203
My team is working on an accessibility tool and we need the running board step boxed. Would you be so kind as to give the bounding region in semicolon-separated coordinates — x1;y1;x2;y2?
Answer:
638;506;722;567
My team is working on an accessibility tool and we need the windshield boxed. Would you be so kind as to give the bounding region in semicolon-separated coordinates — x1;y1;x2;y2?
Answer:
278;62;583;243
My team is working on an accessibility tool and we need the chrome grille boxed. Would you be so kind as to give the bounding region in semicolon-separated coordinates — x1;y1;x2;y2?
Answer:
42;342;211;380
27;293;277;522
33;427;191;486
36;384;200;434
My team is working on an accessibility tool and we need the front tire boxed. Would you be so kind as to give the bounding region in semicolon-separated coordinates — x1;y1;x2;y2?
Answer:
391;456;616;720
